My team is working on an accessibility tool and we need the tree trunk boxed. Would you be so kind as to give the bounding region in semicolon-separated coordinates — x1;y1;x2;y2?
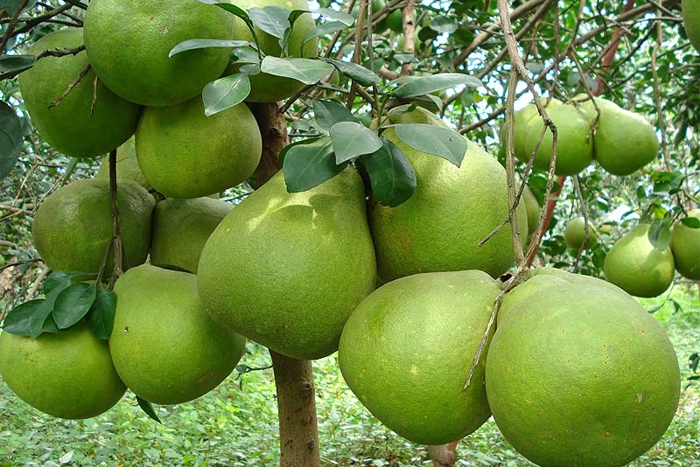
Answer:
428;442;458;467
250;102;321;467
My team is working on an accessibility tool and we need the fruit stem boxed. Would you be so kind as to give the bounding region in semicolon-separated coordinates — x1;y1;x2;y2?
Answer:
107;149;123;288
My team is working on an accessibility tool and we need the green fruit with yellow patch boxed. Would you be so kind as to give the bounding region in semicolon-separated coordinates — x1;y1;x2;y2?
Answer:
339;270;499;445
110;265;246;405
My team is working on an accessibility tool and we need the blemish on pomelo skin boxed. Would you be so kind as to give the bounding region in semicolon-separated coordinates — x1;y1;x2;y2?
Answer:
636;393;644;403
410;365;419;376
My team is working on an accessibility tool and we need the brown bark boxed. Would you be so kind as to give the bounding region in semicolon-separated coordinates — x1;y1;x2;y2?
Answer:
428;442;459;467
251;102;321;467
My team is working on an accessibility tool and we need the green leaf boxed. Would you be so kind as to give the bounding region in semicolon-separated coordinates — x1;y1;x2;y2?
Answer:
2;300;46;337
429;15;458;33
88;286;117;340
316;7;354;25
0;54;36;74
323;58;381;86
169;39;250;58
680;216;700;229
390;73;481;98
302;21;348;47
392;124;467;166
0;100;23;181
202;73;251;117
648;220;672;251
42;314;59;334
52;283;97;329
196;0;261;48
0;0;36;15
260;56;333;85
231;46;260;64
3;275;73;337
312;99;354;131
136;396;162;424
43;271;74;294
248;6;290;40
359;139;416;207
330;122;383;163
282;137;346;192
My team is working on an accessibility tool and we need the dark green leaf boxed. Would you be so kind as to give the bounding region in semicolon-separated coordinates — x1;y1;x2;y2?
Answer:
0;0;36;15
169;39;250;58
136;396;162;423
260;56;333;85
390;73;481;98
2;300;46;337
392;124;467;166
313;99;354;131
202;73;251;117
52;283;97;329
316;7;354;25
302;21;348;47
648;220;671;251
282;137;346;192
43;271;74;294
42;314;59;333
330;122;383;163
0;54;36;74
231;46;260;64
680;216;700;229
249;6;290;39
360;139;416;207
322;58;381;86
88;286;117;340
0;100;23;181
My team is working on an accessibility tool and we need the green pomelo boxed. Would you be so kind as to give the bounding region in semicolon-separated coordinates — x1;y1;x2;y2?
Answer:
387;9;403;33
151;197;233;273
83;0;235;107
18;29;141;158
229;0;318;103
510;104;539;162
603;224;675;298
670;208;700;280
339;270;500;445
198;169;376;360
136;98;262;199
682;0;700;51
96;137;152;191
521;102;593;175
486;270;680;467
0;323;126;419
588;98;659;176
111;265;246;405
371;108;528;282
564;216;598;249
522;185;540;236
32;179;154;274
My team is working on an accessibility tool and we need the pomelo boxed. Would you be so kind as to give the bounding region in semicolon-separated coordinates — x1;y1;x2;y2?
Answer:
95;137;152;191
486;269;680;467
110;265;246;405
84;0;236;106
135;97;262;199
603;223;675;297
0;323;126;419
682;0;700;51
670;208;700;280
197;168;376;360
522;184;540;236
386;9;403;33
151;197;233;273
339;270;500;445
564;216;598;249
18;29;141;158
32;179;154;274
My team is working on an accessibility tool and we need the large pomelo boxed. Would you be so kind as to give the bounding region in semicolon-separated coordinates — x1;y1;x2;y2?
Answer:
0;323;126;419
486;269;680;467
370;107;527;282
110;265;246;405
339;270;500;445
84;0;236;107
670;208;700;280
197;168;376;360
96;137;152;191
32;179;154;274
603;223;675;297
18;29;141;158
136;98;262;199
151;197;233;273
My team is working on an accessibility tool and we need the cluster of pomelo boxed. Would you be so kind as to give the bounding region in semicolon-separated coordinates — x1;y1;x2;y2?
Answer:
512;96;659;177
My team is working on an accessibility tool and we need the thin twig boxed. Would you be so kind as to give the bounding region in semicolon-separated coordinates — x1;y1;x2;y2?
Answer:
48;64;91;109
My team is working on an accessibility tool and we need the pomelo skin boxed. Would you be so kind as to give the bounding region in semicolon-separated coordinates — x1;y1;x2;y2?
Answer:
110;265;246;405
150;197;233;273
371;108;528;282
338;270;500;445
18;29;141;158
682;0;700;51
670;208;700;280
32;179;155;274
0;323;126;419
603;224;675;298
96;137;152;191
522;185;540;236
564;216;598;250
229;0;318;103
486;269;680;467
84;0;236;107
197;168;377;360
136;98;262;199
